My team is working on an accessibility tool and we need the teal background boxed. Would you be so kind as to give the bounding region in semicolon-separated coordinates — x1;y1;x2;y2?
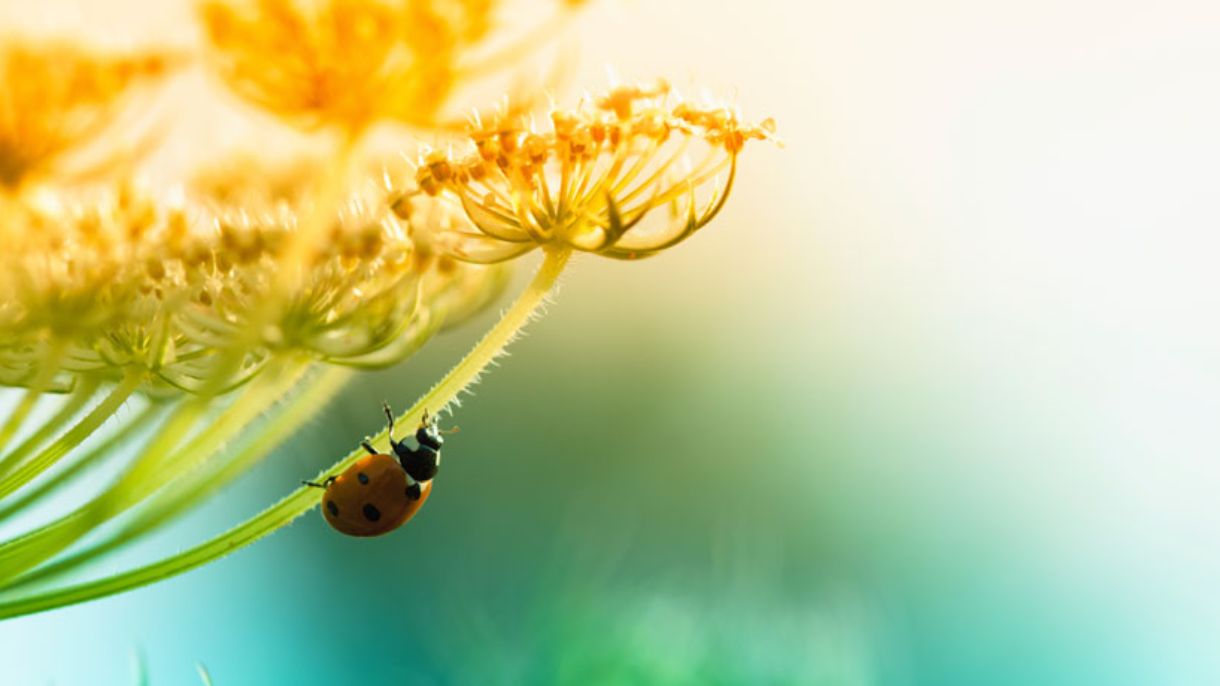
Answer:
0;242;1199;683
2;0;1220;683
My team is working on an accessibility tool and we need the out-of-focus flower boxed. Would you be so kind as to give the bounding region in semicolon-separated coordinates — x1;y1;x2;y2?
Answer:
189;151;509;336
199;0;582;135
189;152;322;209
0;41;180;192
412;81;777;262
0;179;505;395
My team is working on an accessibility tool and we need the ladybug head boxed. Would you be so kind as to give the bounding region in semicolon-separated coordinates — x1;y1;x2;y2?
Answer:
416;417;444;451
416;426;443;450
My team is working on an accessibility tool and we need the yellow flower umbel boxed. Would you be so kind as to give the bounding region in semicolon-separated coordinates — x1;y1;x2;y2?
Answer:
197;0;585;309
0;7;771;621
0;42;179;193
0;181;501;390
200;0;583;135
414;81;777;262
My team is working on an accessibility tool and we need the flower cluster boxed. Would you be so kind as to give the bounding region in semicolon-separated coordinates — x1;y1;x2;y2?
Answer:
0;41;180;191
0;184;504;395
413;81;776;261
200;0;579;133
0;0;771;622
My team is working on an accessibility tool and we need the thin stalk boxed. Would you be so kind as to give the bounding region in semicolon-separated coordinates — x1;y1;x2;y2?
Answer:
0;375;100;478
0;343;67;453
630;154;731;212
0;399;206;573
0;404;163;523
0;370;142;500
0;361;307;584
0;248;572;618
13;366;351;589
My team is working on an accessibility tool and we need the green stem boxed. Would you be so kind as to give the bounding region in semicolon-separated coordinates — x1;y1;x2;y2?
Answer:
0;358;309;581
0;361;308;584
0;248;572;618
12;366;351;589
0;376;100;478
0;400;205;562
0;403;163;523
0;343;67;453
0;370;141;500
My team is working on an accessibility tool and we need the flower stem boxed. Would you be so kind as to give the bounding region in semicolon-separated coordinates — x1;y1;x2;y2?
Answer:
0;369;142;500
0;360;309;584
0;248;572;618
0;403;163;523
0;343;67;453
11;365;351;589
405;248;570;420
0;375;100;478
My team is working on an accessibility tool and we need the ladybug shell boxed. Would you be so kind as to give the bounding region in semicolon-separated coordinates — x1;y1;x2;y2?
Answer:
320;453;432;537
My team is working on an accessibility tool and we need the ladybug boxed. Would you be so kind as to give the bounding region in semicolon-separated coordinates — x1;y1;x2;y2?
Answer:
304;404;450;537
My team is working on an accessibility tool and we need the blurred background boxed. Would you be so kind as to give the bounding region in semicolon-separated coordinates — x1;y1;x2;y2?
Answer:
2;0;1219;683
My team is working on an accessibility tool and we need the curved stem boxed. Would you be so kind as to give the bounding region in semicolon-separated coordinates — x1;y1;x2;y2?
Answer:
0;361;308;584
0;343;67;453
0;248;572;618
0;403;163;523
0;370;142;500
405;248;570;419
12;366;351;589
0;375;100;478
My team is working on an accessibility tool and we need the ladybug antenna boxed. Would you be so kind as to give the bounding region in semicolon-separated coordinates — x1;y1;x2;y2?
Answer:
441;426;460;435
382;401;396;440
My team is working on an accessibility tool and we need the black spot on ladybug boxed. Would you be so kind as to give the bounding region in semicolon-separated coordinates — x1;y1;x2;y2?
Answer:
326;500;339;517
362;503;381;521
406;483;421;501
357;472;369;485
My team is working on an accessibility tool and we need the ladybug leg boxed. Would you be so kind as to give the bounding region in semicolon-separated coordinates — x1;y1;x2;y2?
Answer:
382;402;411;455
382;401;396;439
361;441;378;455
302;476;336;489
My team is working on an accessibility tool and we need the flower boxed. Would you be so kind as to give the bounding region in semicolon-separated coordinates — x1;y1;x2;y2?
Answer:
199;0;581;134
0;3;770;622
0;41;180;193
0;179;506;396
412;81;776;262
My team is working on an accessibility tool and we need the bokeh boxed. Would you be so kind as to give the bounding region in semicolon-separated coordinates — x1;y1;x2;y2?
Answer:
1;0;1218;684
